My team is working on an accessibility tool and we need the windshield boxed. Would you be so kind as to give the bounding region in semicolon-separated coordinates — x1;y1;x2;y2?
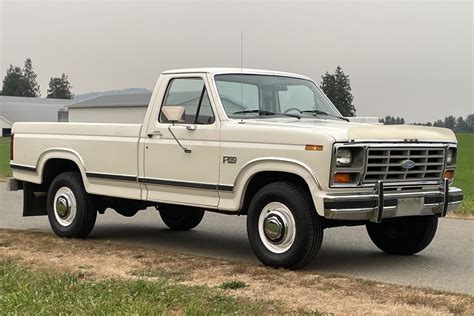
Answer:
214;74;342;119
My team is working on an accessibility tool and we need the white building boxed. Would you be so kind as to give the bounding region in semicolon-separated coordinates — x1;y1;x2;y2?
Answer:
67;93;151;124
0;96;74;137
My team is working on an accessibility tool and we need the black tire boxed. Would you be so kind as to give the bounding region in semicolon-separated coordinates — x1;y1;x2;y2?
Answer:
47;171;97;238
366;215;438;255
159;204;205;231
247;182;323;269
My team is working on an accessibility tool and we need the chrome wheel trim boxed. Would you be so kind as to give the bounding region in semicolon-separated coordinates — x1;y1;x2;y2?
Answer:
258;202;296;254
53;187;77;227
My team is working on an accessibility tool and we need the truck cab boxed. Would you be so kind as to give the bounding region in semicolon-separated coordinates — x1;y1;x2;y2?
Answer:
8;68;463;269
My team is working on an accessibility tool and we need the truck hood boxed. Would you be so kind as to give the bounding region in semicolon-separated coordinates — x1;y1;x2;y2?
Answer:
245;118;457;143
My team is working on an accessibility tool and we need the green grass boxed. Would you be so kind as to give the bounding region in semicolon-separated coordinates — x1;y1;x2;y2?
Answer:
0;137;11;178
0;260;271;315
219;280;247;290
453;133;474;216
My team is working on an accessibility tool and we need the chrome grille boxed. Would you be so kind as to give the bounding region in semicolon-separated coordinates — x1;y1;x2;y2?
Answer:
363;147;446;183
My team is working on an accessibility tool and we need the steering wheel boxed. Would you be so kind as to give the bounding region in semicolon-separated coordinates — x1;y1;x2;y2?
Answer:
283;107;301;114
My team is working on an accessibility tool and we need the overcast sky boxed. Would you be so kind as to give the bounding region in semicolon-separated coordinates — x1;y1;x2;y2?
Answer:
1;0;472;122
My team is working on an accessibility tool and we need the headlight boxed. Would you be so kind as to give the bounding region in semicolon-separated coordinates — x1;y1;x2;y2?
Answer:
336;148;352;166
446;148;456;165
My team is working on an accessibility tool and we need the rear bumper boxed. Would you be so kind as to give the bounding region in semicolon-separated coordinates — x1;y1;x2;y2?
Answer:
323;179;463;222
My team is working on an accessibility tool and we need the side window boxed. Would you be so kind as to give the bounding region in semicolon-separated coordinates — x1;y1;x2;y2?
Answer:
159;78;215;124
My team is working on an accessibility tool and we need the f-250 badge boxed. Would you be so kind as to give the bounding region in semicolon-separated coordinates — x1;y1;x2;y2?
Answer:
223;156;237;164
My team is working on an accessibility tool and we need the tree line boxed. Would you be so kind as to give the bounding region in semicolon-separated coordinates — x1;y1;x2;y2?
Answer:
2;60;470;133
381;115;474;133
1;58;73;99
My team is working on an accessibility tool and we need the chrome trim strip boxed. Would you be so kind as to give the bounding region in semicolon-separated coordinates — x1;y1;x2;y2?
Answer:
86;172;137;182
86;172;234;191
138;176;234;192
10;163;36;172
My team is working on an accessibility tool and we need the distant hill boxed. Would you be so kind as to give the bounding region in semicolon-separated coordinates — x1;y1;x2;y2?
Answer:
74;88;151;101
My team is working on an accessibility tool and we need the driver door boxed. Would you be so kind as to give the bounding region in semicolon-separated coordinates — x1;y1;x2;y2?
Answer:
142;75;220;207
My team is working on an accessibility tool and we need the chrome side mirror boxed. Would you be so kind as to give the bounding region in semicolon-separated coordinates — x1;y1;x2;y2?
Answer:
161;106;191;153
162;106;184;123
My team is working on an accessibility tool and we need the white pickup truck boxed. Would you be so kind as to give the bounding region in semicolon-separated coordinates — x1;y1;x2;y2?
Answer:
7;68;463;269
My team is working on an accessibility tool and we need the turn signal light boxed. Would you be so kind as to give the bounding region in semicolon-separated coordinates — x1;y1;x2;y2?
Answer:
305;144;323;151
334;173;354;183
443;170;454;180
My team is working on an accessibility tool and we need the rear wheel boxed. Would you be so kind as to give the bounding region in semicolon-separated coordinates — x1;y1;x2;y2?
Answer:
47;171;97;238
366;215;438;255
247;182;323;269
159;204;205;231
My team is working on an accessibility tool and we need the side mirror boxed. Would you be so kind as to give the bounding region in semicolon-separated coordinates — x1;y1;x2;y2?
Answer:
162;106;184;123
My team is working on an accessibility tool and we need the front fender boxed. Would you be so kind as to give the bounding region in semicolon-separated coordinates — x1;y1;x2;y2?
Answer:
218;157;324;215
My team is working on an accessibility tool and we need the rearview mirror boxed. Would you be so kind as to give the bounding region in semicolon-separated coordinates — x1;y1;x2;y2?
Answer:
162;106;184;123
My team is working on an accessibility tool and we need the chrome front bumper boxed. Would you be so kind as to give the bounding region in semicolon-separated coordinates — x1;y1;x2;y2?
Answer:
324;179;463;222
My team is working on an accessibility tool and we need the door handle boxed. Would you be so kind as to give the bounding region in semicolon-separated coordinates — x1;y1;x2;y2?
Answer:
147;131;162;138
186;125;197;131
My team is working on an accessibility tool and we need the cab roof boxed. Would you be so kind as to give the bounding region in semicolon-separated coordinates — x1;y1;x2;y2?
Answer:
162;68;312;80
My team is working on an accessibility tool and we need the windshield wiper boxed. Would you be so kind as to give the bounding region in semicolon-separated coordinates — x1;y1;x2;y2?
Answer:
233;109;301;119
300;110;349;122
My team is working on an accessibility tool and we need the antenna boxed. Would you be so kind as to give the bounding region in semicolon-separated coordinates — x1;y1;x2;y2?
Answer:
240;31;243;72
240;31;243;107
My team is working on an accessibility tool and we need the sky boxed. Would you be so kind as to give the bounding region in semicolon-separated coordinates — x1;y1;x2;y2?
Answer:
0;0;472;122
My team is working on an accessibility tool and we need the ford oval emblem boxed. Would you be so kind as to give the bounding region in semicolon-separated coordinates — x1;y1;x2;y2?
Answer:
401;159;416;169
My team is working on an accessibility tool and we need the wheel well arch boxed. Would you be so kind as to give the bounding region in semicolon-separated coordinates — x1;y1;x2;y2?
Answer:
41;158;82;187
240;171;313;215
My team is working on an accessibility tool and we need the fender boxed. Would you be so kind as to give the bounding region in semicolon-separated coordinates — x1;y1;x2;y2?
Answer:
36;148;90;191
219;157;323;214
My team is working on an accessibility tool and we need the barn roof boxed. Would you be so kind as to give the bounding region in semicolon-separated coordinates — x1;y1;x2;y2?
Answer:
68;93;152;108
0;95;74;123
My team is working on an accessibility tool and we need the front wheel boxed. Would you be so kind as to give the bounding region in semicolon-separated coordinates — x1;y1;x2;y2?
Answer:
366;215;438;255
159;204;205;231
247;182;323;269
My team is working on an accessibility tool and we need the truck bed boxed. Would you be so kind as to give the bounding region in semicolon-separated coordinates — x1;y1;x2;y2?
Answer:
11;122;143;200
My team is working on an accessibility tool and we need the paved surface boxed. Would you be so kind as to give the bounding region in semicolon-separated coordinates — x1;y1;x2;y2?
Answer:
1;188;473;294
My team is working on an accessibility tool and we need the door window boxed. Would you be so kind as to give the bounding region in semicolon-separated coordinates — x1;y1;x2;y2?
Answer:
160;78;215;124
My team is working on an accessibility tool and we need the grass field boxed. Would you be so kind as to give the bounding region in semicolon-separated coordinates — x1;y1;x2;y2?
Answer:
0;135;472;215
0;260;270;314
1;229;473;314
0;137;11;178
452;134;474;216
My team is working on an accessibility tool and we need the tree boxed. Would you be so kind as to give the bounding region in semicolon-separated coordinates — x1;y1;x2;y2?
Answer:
320;66;356;117
380;115;406;125
443;115;456;130
47;73;73;99
1;58;40;97
22;58;41;97
1;65;24;96
466;114;474;132
456;116;468;132
433;120;444;127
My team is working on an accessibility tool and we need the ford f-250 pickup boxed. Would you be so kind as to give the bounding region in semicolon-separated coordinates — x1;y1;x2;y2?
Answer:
7;68;463;269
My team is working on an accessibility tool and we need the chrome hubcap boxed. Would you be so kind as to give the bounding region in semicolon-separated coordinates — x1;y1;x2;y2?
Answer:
263;214;285;242
258;202;296;253
56;196;70;218
53;187;77;227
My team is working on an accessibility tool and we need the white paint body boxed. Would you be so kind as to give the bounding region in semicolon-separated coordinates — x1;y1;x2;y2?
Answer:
68;106;147;124
10;68;459;216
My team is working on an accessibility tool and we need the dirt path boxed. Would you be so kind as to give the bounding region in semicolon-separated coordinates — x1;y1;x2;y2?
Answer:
1;229;472;315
